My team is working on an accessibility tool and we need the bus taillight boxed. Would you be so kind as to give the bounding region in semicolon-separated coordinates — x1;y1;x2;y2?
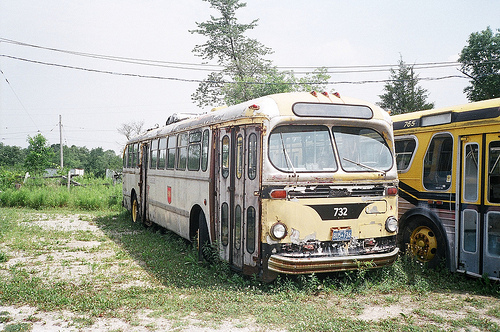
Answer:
386;186;398;196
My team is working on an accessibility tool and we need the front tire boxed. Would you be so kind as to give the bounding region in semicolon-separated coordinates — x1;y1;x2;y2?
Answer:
401;217;446;268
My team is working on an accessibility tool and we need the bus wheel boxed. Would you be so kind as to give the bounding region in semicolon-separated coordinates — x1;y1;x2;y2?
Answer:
131;195;141;223
402;217;445;268
197;212;211;262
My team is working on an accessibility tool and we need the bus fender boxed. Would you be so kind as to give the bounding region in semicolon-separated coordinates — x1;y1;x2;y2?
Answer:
398;207;452;270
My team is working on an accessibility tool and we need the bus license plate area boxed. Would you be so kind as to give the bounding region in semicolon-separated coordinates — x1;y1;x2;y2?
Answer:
331;227;352;242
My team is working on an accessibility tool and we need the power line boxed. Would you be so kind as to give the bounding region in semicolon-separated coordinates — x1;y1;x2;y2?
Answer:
0;67;40;131
0;36;472;74
0;54;468;85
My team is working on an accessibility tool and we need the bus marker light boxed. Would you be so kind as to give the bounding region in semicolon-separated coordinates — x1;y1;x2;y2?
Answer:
322;91;329;97
310;91;318;97
333;92;341;98
249;104;260;110
270;189;287;199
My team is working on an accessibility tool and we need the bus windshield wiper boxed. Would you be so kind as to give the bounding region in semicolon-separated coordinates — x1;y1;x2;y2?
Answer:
342;157;386;176
280;133;297;177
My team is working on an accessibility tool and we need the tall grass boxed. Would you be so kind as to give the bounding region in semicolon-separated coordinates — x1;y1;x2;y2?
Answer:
0;177;122;211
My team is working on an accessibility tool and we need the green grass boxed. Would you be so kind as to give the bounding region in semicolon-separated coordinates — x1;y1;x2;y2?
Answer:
0;178;122;210
0;208;499;331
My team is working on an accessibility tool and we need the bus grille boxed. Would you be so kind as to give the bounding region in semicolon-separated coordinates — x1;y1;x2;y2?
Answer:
287;185;385;198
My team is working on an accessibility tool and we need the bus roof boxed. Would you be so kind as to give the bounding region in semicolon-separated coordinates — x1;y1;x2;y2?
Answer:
127;91;389;144
392;98;500;131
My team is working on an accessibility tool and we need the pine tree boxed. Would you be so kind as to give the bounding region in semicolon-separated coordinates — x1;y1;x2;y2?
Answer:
377;57;434;115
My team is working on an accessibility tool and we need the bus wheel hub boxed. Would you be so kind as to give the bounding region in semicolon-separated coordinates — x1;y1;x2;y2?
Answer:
410;226;437;261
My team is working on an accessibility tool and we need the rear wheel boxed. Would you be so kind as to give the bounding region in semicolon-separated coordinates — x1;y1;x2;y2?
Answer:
401;217;446;268
197;212;211;262
131;194;140;223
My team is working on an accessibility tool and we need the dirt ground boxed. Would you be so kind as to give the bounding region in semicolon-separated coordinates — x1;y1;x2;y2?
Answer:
1;214;499;331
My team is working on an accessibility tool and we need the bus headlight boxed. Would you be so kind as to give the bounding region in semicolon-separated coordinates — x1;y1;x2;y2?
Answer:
385;216;398;233
270;222;287;240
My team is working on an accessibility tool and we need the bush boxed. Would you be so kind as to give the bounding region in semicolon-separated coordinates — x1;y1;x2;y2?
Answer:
0;176;122;211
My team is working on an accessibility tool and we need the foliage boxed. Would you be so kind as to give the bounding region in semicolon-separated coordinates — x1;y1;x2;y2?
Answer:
190;0;330;107
0;177;122;210
377;57;434;115
0;143;26;168
23;133;55;175
0;141;122;181
49;144;122;177
459;26;500;102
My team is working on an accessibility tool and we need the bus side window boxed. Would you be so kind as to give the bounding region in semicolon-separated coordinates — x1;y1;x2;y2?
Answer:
248;133;257;180
150;139;159;169
423;133;453;191
158;138;167;169
188;131;202;171
236;134;243;179
488;141;500;203
201;129;209;172
134;143;140;168
123;147;128;168
127;144;133;168
222;135;230;178
166;136;176;169
395;138;417;172
177;133;188;170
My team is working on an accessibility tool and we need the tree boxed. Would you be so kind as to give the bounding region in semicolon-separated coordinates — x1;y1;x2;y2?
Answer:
24;133;54;175
377;57;434;115
117;120;145;140
459;26;500;102
0;143;26;168
190;0;330;107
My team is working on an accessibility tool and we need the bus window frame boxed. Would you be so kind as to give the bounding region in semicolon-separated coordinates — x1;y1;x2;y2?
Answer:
158;137;167;169
166;136;176;170
422;132;454;191
394;135;418;173
176;133;188;171
488;141;500;204
150;139;159;170
463;142;480;202
188;130;202;171
201;129;210;172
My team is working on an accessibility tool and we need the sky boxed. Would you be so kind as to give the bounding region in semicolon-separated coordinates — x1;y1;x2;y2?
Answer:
1;0;499;155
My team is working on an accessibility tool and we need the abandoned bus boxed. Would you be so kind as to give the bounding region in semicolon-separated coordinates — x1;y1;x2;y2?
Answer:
393;98;500;280
123;91;399;281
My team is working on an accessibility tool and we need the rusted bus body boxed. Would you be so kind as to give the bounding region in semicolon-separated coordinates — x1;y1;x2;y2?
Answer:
123;91;399;281
393;98;500;281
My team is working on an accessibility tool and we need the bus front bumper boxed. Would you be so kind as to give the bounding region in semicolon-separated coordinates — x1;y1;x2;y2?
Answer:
267;247;399;274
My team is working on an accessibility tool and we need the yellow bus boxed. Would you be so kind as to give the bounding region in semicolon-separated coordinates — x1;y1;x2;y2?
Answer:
393;98;500;281
123;91;399;281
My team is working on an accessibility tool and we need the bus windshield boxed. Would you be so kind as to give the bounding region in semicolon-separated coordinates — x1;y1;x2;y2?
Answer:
269;125;337;172
268;125;392;173
332;126;393;172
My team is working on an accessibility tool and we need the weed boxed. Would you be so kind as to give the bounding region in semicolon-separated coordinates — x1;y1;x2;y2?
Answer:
0;250;8;263
3;323;32;332
0;311;11;323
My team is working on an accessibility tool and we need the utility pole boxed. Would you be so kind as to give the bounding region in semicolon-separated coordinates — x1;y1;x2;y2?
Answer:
59;115;63;169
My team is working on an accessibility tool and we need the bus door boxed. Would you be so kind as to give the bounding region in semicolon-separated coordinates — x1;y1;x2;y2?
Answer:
459;133;500;279
139;142;149;222
484;134;500;279
217;126;260;274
